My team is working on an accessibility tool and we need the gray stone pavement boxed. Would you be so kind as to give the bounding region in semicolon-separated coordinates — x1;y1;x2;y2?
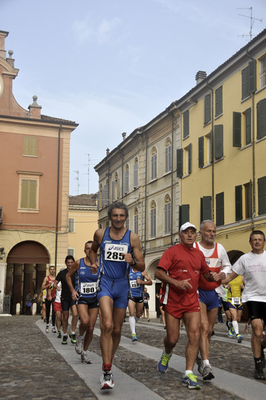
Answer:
1;315;265;400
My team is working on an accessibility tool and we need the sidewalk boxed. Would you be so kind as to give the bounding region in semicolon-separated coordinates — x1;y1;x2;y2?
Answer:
1;315;265;399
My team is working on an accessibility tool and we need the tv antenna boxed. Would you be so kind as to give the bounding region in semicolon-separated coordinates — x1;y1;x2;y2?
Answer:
73;170;80;195
84;153;98;194
238;7;262;41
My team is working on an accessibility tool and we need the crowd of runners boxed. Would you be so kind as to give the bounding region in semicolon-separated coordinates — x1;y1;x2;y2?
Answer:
39;201;266;391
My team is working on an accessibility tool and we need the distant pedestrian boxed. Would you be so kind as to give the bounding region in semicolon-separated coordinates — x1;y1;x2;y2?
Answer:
41;265;56;333
25;291;32;315
143;288;150;321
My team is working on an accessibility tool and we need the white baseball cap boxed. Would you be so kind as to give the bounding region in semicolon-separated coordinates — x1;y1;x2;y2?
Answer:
180;222;197;232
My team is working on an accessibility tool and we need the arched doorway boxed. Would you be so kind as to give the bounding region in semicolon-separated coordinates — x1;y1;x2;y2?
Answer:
6;241;50;315
147;258;161;318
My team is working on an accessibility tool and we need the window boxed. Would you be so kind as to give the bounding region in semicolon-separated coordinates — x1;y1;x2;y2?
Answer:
215;86;223;117
124;164;129;193
179;204;189;229
134;208;138;235
69;218;75;232
23;136;37;157
150;201;156;238
164;195;171;235
242;60;257;100
133;158;138;188
204;94;211;125
258;176;266;215
165;139;172;173
176;148;183;178
235;185;243;221
206;134;212;164
184;144;192;175
214;125;223;160
199;135;212;167
102;181;108;207
20;179;37;209
245;108;251;145
260;55;266;89
68;248;75;257
257;98;266;140
216;192;224;226
151;147;157;180
183;110;189;139
200;196;212;222
125;219;129;229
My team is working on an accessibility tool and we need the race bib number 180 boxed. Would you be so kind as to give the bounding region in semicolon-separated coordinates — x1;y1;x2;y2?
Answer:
80;282;97;294
105;244;128;262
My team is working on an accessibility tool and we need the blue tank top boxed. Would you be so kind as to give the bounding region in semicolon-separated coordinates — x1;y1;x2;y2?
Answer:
99;227;132;279
129;268;144;297
77;258;100;298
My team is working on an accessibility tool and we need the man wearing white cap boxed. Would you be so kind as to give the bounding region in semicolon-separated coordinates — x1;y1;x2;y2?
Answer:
155;222;224;390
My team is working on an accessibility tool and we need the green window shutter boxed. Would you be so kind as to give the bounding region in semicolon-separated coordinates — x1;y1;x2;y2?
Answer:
233;112;241;147
21;180;28;208
29;180;37;208
200;196;212;222
21;179;37;209
257;99;266;140
249;60;257;94
176;148;183;178
183;110;189;138
242;66;249;100
204;94;211;124
215;86;223;117
248;180;252;218
188;143;192;174
245;108;251;145
235;185;243;221
23;136;37;156
258;176;266;215
216;192;224;226
214;125;223;159
179;204;190;229
198;136;204;168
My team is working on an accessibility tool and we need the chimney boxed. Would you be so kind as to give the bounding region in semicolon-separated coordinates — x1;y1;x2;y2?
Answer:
195;71;207;85
122;132;126;141
106;148;110;156
0;30;8;60
28;95;42;118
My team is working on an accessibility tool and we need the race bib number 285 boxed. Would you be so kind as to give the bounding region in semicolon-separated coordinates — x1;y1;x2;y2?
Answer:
105;244;128;262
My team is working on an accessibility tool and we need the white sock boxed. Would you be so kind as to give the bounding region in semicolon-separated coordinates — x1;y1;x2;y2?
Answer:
232;320;239;335
185;370;193;376
129;316;136;334
203;359;210;366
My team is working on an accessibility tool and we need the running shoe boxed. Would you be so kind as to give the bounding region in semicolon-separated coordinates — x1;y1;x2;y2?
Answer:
202;364;215;380
132;333;137;342
100;371;114;390
228;328;235;338
62;335;68;345
81;351;92;364
57;331;62;339
157;351;172;373
69;333;77;344
228;322;235;335
236;334;242;343
75;335;84;355
196;354;203;375
51;326;56;333
254;368;266;380
182;373;201;390
45;324;49;333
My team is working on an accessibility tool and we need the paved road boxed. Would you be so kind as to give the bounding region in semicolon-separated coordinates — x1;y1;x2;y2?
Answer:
1;315;265;399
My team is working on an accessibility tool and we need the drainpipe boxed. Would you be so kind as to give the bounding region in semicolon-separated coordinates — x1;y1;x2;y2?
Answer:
251;93;255;231
171;112;174;245
55;123;62;268
144;132;148;255
206;83;215;220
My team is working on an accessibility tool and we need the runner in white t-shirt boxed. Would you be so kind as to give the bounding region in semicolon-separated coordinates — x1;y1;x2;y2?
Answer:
223;230;266;380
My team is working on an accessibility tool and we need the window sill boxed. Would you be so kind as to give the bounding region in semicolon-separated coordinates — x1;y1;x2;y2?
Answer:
17;208;39;213
240;143;252;151
215;112;223;120
163;171;171;177
202;163;212;169
214;157;224;163
149;178;157;184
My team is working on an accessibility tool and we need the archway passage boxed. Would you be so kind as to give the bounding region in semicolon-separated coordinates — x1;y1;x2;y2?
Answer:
6;241;50;314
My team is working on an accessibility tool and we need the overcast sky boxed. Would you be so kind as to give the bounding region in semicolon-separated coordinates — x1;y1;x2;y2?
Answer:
2;0;266;195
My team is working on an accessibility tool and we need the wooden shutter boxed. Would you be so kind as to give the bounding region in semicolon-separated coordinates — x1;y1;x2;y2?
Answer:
133;163;138;187
242;66;249;100
21;179;37;209
215;86;222;117
176;149;183;178
245;108;251;145
258;176;266;215
257;99;266;140
214;125;223;159
200;196;212;222
188;144;192;174
216;192;224;226
198;136;204;168
204;94;211;124
179;204;189;229
183;110;189;138
235;185;243;221
249;60;257;94
233;112;241;147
